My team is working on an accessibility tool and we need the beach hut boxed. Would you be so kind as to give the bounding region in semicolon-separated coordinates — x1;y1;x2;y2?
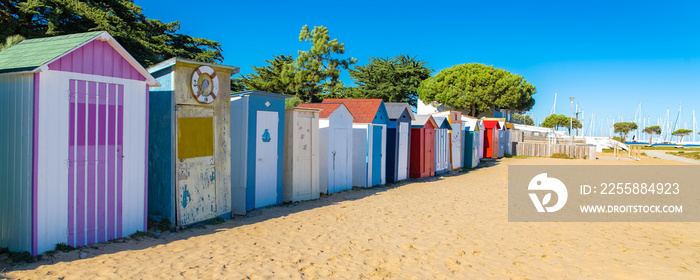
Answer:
410;115;438;178
230;91;289;212
477;120;485;159
147;58;238;226
283;107;321;202
0;31;159;255
296;103;354;194
461;116;480;168
384;103;414;183
322;99;389;187
498;130;506;158
482;120;501;159
504;123;515;155
433;116;452;174
432;111;462;170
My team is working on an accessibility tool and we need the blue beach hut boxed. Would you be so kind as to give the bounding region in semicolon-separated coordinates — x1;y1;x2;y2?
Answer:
384;103;414;183
230;90;289;213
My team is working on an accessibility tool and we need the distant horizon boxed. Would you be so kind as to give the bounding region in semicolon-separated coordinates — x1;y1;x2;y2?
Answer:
136;0;700;139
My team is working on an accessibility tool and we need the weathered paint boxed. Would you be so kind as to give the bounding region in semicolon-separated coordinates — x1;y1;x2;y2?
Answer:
0;73;34;253
385;106;412;183
147;59;233;226
283;108;320;202
147;67;175;223
177;117;214;159
230;91;287;212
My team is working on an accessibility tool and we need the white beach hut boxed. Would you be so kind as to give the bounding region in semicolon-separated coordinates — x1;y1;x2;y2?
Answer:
322;99;389;187
296;103;354;194
283;107;321;202
431;111;462;171
433;116;452;174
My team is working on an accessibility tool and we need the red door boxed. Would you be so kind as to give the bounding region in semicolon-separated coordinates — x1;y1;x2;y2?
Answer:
484;128;493;158
425;128;435;176
409;128;421;178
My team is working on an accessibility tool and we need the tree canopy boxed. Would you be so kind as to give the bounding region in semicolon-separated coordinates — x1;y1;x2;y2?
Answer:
345;55;432;107
614;122;638;142
672;129;693;143
285;25;356;102
541;114;581;135
1;0;223;67
232;55;294;94
512;113;534;125
417;63;536;117
643;125;661;145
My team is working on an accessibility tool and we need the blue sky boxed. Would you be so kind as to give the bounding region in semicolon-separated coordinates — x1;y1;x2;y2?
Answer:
137;0;700;137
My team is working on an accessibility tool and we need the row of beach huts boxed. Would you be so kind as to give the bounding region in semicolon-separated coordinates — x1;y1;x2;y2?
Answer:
0;31;518;255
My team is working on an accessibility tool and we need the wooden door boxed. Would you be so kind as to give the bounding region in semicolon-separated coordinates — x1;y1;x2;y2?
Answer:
425;128;435;176
175;107;216;226
331;128;349;192
450;123;461;169
293;112;313;200
255;111;278;208
371;125;382;186
68;80;123;246
397;122;409;180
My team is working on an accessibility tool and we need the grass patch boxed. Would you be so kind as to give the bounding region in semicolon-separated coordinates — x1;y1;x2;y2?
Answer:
511;155;533;159
55;243;75;252
10;251;34;263
208;217;226;225
550;153;570;159
148;217;173;231
129;231;157;240
666;151;700;160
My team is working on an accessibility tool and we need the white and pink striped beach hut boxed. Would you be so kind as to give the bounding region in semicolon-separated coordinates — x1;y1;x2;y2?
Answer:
0;31;158;255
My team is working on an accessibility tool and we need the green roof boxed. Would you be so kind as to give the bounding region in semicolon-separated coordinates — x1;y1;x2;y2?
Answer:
0;31;104;74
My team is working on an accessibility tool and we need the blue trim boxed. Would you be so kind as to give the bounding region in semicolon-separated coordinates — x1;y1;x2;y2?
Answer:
244;93;286;210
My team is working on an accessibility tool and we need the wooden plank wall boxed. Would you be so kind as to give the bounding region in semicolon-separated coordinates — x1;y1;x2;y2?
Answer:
514;142;596;160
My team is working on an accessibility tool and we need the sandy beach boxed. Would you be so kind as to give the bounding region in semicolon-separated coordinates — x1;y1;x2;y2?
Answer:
2;156;699;279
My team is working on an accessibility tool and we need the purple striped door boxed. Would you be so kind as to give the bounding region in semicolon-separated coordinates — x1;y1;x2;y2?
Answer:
68;79;124;247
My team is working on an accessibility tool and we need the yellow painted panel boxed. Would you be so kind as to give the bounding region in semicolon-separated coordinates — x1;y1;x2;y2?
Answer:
178;117;214;159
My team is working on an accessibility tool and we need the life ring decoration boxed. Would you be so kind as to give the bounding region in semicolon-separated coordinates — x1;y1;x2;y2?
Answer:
191;66;219;104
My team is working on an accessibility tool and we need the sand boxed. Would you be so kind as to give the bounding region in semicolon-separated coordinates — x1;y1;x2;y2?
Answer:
2;156;699;279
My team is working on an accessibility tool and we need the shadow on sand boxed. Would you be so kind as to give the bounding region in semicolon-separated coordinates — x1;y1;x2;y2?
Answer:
0;159;502;275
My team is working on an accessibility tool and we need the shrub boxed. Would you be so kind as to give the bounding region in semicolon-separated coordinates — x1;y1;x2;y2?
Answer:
550;153;570;159
55;242;75;252
11;251;34;263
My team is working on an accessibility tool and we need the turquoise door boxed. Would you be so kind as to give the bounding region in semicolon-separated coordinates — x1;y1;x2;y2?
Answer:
372;125;383;186
465;131;474;167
